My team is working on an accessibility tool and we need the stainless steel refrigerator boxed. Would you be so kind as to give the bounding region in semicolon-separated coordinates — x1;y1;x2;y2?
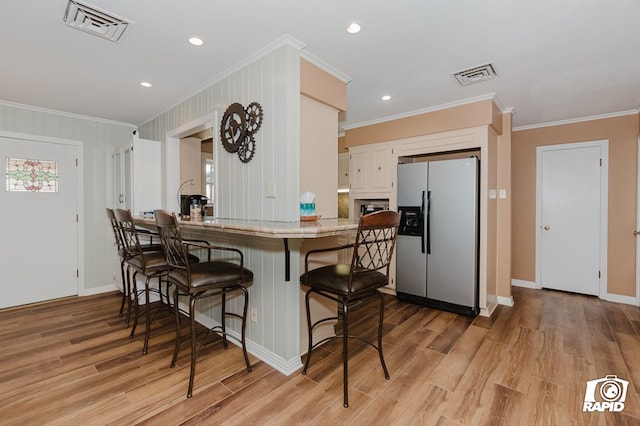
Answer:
396;158;480;317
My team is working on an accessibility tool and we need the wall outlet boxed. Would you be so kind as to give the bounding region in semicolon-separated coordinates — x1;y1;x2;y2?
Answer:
250;307;258;323
265;182;276;198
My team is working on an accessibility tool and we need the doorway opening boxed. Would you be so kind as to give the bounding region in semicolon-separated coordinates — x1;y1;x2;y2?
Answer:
165;113;217;216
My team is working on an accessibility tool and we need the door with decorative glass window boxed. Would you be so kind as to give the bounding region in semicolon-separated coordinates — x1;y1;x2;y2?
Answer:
0;134;79;308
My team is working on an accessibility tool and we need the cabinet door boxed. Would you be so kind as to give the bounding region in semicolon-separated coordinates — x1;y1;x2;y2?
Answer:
113;138;161;213
113;146;133;210
350;151;368;191
132;137;161;214
338;153;349;188
372;147;390;190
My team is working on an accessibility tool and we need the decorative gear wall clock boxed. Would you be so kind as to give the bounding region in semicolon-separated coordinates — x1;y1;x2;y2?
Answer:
220;101;263;163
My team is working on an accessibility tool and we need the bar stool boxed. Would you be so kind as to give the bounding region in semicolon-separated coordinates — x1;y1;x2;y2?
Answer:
106;208;163;326
115;209;194;354
154;209;253;398
300;210;401;407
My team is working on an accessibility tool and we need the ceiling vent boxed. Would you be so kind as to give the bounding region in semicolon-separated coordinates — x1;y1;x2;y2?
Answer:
62;0;133;42
453;63;497;86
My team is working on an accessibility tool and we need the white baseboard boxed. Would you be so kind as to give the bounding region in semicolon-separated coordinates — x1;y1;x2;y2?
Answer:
189;304;303;376
80;283;118;296
603;292;639;306
497;295;514;307
512;279;538;289
511;279;638;307
300;324;337;356
480;294;498;317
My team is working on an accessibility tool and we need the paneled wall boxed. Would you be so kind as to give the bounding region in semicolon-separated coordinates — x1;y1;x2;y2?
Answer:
0;101;135;291
137;41;305;371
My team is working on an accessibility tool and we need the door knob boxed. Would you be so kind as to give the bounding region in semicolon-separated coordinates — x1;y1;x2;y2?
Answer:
544;225;550;230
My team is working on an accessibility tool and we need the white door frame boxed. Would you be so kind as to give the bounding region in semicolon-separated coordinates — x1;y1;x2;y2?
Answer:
635;136;640;306
0;130;85;296
164;113;217;213
535;140;608;298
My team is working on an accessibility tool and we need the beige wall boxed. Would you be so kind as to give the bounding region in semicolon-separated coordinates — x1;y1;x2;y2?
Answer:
496;113;512;301
338;135;347;153
300;95;339;218
179;137;202;193
300;59;346;112
345;98;502;147
512;114;639;297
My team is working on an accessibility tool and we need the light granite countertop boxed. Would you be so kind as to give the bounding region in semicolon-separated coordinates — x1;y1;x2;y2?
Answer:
134;216;358;239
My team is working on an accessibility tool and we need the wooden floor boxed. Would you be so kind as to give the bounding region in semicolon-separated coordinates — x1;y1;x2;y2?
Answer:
1;286;639;425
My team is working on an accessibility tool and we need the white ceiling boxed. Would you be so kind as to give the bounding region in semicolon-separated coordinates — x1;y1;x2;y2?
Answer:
1;0;639;130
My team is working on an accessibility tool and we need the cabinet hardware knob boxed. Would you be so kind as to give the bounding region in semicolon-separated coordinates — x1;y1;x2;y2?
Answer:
544;225;550;230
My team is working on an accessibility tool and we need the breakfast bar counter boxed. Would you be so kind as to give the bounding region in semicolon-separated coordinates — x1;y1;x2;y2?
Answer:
135;216;358;238
135;216;358;282
133;215;358;374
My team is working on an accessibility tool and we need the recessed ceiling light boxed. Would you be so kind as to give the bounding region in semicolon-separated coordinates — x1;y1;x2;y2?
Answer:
188;36;204;46
381;95;391;101
346;22;361;34
140;81;152;88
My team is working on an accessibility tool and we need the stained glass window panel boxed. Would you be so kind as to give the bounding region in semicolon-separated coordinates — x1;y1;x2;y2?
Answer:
6;157;59;193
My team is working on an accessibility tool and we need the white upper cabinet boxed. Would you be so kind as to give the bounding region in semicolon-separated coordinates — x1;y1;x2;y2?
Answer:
113;136;161;214
349;142;393;194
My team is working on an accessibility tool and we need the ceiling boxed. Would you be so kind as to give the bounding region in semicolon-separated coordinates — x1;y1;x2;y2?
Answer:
2;0;639;131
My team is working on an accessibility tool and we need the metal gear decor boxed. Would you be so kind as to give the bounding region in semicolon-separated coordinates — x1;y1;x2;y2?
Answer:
245;102;263;135
220;101;263;163
237;134;256;163
220;103;246;153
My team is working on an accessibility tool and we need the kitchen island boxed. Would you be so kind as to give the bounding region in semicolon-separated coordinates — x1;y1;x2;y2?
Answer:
134;215;358;374
135;216;358;280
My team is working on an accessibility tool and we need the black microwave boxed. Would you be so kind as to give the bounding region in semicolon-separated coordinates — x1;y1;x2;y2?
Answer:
360;204;388;215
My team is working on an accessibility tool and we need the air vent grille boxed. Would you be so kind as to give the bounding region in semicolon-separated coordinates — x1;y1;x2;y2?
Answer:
453;63;497;86
62;0;132;42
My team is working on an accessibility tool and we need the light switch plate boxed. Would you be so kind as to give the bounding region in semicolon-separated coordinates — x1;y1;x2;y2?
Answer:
265;182;276;198
499;189;507;199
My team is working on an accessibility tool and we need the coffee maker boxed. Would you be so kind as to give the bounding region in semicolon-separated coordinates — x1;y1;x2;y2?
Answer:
180;194;208;217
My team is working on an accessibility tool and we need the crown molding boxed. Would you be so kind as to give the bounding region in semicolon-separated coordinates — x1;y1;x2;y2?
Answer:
513;109;639;131
300;50;352;84
0;99;136;128
343;93;501;130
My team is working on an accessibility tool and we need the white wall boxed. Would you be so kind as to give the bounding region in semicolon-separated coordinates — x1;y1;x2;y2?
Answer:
0;101;135;291
138;40;305;369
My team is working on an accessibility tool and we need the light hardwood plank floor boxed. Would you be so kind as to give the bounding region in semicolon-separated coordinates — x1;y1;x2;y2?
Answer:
0;286;639;425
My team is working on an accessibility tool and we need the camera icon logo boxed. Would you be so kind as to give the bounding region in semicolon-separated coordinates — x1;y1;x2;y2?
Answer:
583;375;628;412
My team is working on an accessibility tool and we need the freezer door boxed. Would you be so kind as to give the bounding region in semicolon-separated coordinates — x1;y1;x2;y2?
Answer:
396;163;428;297
426;158;479;308
396;234;427;297
397;162;427;206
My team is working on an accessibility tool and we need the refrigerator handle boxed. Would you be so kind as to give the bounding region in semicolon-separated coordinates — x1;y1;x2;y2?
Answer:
421;191;426;254
425;190;431;254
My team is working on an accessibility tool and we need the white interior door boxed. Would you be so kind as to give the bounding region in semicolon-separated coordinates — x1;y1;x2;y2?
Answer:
0;135;79;308
536;141;607;296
